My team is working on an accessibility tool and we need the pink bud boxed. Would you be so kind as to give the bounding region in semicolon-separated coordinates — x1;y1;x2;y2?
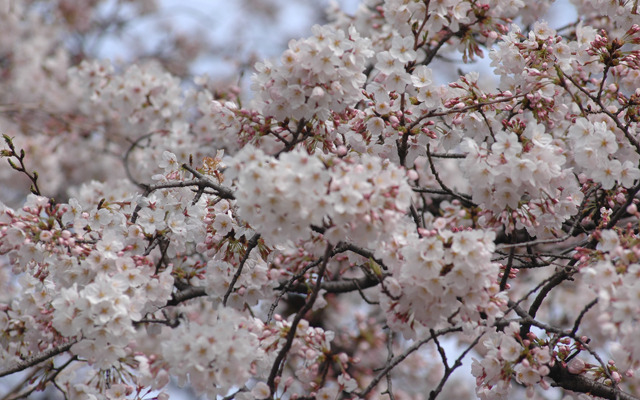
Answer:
567;358;585;374
612;371;621;383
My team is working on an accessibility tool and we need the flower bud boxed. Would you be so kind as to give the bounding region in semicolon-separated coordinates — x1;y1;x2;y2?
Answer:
567;358;585;374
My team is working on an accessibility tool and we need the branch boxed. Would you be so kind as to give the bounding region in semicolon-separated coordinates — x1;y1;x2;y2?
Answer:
122;130;168;190
3;355;78;400
266;243;333;395
427;152;466;159
130;163;235;223
356;326;463;398
284;274;384;295
571;298;598;336
166;286;206;306
507;301;632;399
499;238;515;291
334;242;388;270
426;143;476;207
267;253;328;323
547;364;638;400
223;233;260;306
428;331;485;400
1;134;42;196
181;163;236;199
521;267;574;337
0;340;77;378
407;92;527;132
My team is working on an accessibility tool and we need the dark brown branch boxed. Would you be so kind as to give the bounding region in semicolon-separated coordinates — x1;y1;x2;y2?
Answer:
1;134;42;196
285;274;383;295
266;243;333;395
166;286;206;306
0;341;77;378
223;233;260;306
498;185;597;250
502;302;637;399
522;267;573;337
499;242;515;291
570;298;598;336
428;332;485;400
548;359;637;400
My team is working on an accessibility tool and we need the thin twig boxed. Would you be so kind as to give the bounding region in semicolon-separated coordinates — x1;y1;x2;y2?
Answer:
382;329;396;400
266;243;333;394
223;233;260;306
499;242;515;291
356;326;463;398
426;143;476;207
560;70;640;154
122;130;167;190
428;332;485;400
570;298;598;336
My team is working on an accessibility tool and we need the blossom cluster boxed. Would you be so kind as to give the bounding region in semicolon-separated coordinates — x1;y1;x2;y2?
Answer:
252;24;373;122
160;306;265;399
461;121;584;237
0;193;173;373
472;323;553;400
232;147;413;248
579;228;640;372
381;228;504;337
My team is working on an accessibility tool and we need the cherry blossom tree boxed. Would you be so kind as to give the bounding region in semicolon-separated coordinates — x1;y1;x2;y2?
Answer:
2;0;640;399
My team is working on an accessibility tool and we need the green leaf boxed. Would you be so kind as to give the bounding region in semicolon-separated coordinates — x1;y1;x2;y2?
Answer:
368;257;382;277
2;134;15;151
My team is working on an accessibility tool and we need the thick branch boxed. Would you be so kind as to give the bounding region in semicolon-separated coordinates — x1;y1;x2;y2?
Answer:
548;363;638;400
0;341;77;378
285;274;383;294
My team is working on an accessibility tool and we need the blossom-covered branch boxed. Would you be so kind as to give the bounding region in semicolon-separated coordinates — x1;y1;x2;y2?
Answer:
2;1;640;400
